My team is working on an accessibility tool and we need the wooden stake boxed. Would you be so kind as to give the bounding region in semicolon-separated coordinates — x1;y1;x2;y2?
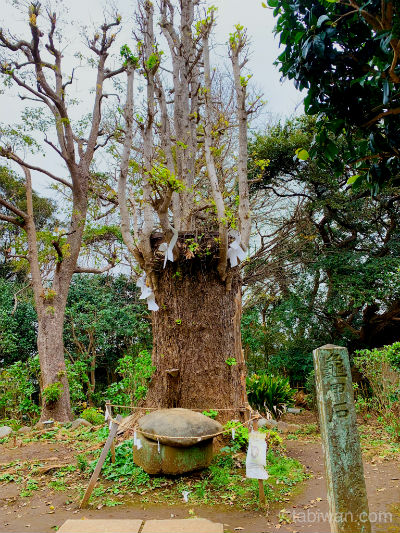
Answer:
106;400;116;464
80;414;122;509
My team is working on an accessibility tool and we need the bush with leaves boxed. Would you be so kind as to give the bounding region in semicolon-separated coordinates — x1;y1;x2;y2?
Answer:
42;381;63;406
105;349;155;409
81;407;104;425
0;357;40;422
222;420;249;453
247;374;295;420
64;274;152;405
354;343;400;440
0;279;37;366
65;359;90;413
354;343;400;411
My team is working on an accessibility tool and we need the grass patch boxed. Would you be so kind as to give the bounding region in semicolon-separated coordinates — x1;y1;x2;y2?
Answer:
358;423;400;461
84;438;308;509
20;478;39;497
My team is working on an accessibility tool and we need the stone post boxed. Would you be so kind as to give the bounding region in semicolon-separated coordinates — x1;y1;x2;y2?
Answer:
313;344;371;533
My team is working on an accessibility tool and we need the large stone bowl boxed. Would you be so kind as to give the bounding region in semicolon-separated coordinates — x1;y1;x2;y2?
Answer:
132;408;223;475
132;433;215;475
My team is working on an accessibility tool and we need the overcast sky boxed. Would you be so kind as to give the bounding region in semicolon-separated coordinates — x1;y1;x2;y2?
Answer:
0;0;303;196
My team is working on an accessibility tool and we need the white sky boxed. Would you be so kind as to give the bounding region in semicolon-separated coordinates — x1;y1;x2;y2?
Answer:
0;0;303;198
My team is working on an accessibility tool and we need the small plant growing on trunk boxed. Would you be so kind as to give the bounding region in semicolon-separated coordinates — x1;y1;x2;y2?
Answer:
43;382;63;406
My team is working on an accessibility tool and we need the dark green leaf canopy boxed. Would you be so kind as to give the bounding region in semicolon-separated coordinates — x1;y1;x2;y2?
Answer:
272;0;400;190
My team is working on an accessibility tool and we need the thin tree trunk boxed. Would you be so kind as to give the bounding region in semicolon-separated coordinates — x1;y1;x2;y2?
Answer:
144;259;247;422
37;308;72;422
89;350;96;407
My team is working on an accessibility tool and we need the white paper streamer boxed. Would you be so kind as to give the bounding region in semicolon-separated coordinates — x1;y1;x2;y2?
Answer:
133;431;143;449
104;409;112;430
232;428;236;440
227;230;247;267
137;274;152;299
159;227;179;268
182;490;191;503
157;439;161;454
146;293;159;312
136;273;159;312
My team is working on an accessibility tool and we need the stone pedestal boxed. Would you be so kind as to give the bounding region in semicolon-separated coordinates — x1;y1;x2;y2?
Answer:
313;344;371;533
132;433;214;475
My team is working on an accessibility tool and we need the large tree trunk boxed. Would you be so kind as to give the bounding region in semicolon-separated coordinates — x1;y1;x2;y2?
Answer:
145;257;247;422
37;307;72;422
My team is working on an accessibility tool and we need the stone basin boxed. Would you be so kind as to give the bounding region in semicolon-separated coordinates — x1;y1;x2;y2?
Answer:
132;433;214;475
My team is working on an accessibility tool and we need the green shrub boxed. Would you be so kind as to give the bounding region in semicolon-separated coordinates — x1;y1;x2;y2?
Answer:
258;427;284;448
354;343;400;440
43;382;63;405
0;358;40;421
81;407;104;425
223;420;249;452
383;342;400;372
246;374;295;420
66;359;89;413
105;349;155;409
0;418;21;431
202;409;218;419
354;344;400;411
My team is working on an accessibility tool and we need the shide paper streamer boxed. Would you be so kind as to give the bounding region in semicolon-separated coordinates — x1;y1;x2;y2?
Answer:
133;431;142;450
137;228;244;312
136;273;159;312
135;228;179;313
182;490;191;503
227;230;247;267
104;409;112;430
159;227;179;268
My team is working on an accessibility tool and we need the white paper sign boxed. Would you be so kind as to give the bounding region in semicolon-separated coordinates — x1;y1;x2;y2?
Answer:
246;431;269;480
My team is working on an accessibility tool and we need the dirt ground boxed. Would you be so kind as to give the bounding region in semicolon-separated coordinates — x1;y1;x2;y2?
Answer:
1;415;399;533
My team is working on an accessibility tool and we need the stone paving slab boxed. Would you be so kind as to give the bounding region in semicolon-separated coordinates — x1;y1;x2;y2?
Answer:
141;518;224;533
58;519;143;533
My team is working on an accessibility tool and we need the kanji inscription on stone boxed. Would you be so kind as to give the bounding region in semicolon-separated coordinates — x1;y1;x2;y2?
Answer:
313;344;371;533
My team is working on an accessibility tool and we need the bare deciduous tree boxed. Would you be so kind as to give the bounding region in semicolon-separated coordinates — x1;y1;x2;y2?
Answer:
0;2;126;420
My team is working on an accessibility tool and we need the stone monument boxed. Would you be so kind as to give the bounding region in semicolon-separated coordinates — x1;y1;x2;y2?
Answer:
313;344;371;533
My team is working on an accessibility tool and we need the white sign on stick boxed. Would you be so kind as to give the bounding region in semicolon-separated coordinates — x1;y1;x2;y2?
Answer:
246;431;269;480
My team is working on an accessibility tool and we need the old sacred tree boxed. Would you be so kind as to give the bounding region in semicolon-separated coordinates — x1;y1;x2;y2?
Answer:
117;0;258;414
